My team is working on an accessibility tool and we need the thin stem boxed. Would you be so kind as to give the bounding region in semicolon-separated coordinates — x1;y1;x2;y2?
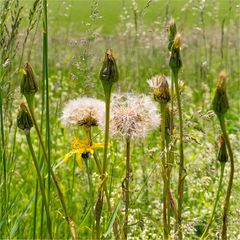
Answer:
95;86;112;239
26;133;53;239
123;138;131;240
84;158;95;238
32;180;38;239
0;87;7;223
160;103;168;239
102;92;111;173
174;72;184;240
219;116;234;240
26;102;77;240
201;162;225;239
42;0;51;205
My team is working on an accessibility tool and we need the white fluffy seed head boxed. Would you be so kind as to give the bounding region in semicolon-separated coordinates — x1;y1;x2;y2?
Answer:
61;97;105;127
104;93;160;139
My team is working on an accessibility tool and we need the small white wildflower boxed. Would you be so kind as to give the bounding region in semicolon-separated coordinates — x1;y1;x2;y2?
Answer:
103;93;160;139
61;97;105;127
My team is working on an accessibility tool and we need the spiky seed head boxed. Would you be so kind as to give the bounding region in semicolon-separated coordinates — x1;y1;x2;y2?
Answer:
212;71;229;117
169;33;182;75
147;75;170;104
217;133;228;163
100;49;119;85
20;63;38;97
61;97;105;128
17;103;33;134
168;19;177;51
102;93;160;140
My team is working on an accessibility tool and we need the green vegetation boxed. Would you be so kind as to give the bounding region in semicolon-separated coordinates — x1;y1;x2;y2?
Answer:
0;0;239;239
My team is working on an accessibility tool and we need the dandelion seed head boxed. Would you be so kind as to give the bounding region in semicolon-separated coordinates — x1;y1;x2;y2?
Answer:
104;93;160;139
61;97;105;127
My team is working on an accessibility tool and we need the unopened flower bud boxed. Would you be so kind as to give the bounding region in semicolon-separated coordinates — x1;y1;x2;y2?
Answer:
20;63;38;97
212;71;229;117
168;19;177;51
217;133;228;163
17;103;33;134
100;49;119;85
169;33;182;75
147;75;170;103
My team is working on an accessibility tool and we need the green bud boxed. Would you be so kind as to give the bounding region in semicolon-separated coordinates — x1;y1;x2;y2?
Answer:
212;71;229;117
17;103;33;134
100;49;119;85
168;19;177;51
20;63;38;97
169;33;182;75
217;134;228;163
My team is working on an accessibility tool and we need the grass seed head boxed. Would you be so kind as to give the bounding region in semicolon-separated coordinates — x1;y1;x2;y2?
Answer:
17;103;33;134
20;63;38;97
147;75;170;103
212;71;229;117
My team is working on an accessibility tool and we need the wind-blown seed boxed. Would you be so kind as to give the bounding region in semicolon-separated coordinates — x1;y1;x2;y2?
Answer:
61;97;105;127
100;93;160;139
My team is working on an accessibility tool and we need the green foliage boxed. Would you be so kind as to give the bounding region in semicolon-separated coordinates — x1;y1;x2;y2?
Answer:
0;0;239;239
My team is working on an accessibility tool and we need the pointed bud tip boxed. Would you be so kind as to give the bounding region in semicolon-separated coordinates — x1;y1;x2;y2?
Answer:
17;103;33;133
212;71;229;116
100;49;119;85
20;63;38;97
173;33;181;49
217;70;227;90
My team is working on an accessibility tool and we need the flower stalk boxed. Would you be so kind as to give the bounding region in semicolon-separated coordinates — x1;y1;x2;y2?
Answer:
123;138;131;240
20;63;77;240
201;162;225;239
95;49;119;239
169;32;184;240
160;102;169;239
17;104;53;239
212;71;234;239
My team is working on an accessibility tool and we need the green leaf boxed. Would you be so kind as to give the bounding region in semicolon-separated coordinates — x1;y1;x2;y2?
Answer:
10;196;34;238
103;201;121;238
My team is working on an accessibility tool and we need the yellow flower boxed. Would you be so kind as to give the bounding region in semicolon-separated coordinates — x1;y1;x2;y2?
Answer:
64;138;104;168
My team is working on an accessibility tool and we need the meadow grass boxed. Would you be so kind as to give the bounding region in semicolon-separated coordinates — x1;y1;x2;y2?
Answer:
0;0;240;239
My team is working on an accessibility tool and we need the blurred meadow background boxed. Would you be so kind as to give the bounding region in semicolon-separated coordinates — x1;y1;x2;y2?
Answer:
0;0;240;239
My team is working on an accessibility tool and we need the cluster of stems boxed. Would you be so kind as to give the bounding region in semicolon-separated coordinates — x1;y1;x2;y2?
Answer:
95;49;119;239
168;20;184;240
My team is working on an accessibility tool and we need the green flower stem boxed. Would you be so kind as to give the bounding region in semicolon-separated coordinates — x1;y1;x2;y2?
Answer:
84;158;95;237
102;85;111;174
201;162;225;240
25;98;77;240
219;115;234;240
90;132;120;238
123;138;131;240
95;84;112;239
173;71;185;240
160;103;169;239
25;133;53;239
42;0;51;206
